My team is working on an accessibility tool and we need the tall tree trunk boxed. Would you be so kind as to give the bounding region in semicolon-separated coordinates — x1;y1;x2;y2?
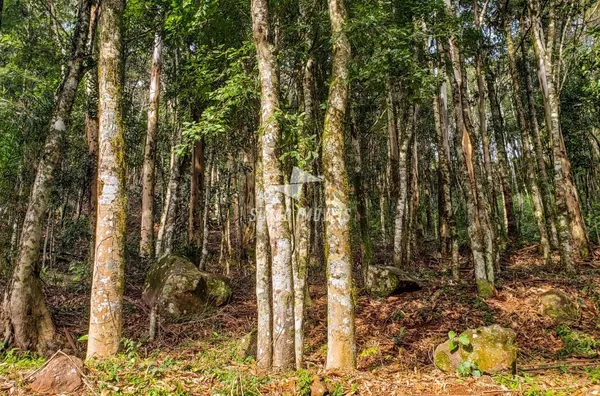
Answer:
386;77;399;239
140;29;164;258
86;69;99;265
442;0;495;297
85;3;99;265
350;110;372;282
155;124;183;258
251;0;295;371
323;0;355;370
199;157;214;270
485;67;518;244
504;23;551;263
1;0;92;353
291;0;317;369
530;0;588;267
188;139;204;256
86;0;126;359
433;78;459;279
521;39;558;248
393;106;413;267
255;141;272;370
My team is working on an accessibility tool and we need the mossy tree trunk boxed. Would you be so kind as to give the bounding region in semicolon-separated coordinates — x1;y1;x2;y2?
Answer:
433;78;459;279
86;0;126;359
443;0;495;297
255;143;273;370
1;0;93;353
323;0;355;370
156;106;183;258
504;23;551;264
530;0;588;268
393;105;413;267
485;67;518;245
252;0;295;371
140;28;164;259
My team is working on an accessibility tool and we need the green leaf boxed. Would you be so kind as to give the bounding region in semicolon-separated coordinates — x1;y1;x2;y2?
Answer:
449;340;458;352
458;334;470;346
448;331;456;340
77;335;88;342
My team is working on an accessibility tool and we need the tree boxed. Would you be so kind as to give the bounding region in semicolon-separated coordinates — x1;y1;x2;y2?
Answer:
1;0;93;353
251;0;295;371
86;0;126;359
323;0;355;370
529;0;589;268
140;27;164;259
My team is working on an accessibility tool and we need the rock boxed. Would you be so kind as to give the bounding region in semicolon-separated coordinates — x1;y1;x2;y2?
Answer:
434;325;517;374
539;289;578;324
365;265;421;297
236;329;257;360
310;376;328;396
29;354;84;395
142;255;232;319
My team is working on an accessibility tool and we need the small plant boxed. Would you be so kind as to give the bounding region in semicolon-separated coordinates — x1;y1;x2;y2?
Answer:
296;369;312;396
556;325;599;358
448;331;470;352
0;349;45;376
121;338;141;359
325;379;345;396
359;345;380;358
393;326;407;346
457;360;482;377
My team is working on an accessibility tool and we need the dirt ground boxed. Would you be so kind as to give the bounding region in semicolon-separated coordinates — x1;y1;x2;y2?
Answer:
1;246;600;395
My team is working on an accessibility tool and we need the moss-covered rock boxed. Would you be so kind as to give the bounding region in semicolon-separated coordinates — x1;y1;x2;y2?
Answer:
365;265;420;298
434;325;517;374
539;289;578;324
476;279;496;298
236;329;257;360
142;255;232;320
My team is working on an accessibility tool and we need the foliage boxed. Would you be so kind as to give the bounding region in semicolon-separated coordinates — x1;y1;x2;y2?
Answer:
447;330;470;352
456;360;481;377
556;325;600;358
0;349;45;377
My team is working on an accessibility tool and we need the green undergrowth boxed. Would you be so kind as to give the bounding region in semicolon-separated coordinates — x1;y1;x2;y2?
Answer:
494;373;577;395
556;325;600;358
85;336;273;395
0;347;45;378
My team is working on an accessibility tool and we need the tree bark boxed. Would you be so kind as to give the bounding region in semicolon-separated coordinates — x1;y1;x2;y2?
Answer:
1;0;92;353
251;0;295;371
255;140;272;370
323;0;355;370
86;0;126;359
442;0;495;296
188;139;204;254
485;67;518;244
505;23;551;263
140;29;164;258
155;124;183;258
350;110;372;282
530;0;588;267
521;38;558;248
433;78;458;279
393;106;414;267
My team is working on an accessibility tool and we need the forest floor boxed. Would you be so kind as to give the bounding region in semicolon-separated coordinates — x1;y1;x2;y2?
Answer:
2;245;600;395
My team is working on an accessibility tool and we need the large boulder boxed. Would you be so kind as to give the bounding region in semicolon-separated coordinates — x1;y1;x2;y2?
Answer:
539;289;578;324
142;255;232;319
365;265;421;297
29;354;84;395
434;325;517;374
